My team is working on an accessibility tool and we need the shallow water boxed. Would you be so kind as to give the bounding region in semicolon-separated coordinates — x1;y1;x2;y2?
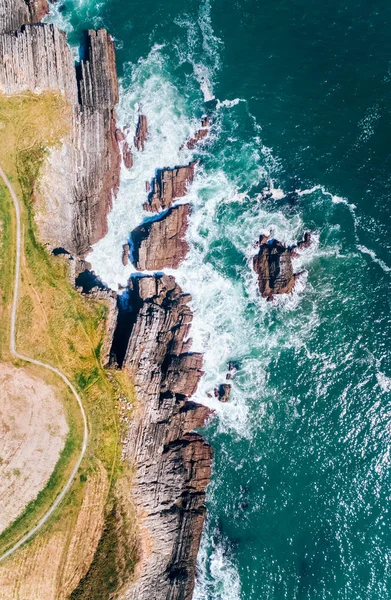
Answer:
48;1;391;598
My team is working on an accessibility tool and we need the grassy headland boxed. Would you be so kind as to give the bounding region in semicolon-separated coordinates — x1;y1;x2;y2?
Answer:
0;91;138;597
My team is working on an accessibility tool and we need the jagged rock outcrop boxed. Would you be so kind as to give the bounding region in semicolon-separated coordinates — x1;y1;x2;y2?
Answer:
131;204;190;271
144;162;197;212
253;233;311;299
108;275;212;600
253;235;296;299
0;0;49;34
134;114;148;151
0;23;121;257
123;142;134;169
184;116;210;150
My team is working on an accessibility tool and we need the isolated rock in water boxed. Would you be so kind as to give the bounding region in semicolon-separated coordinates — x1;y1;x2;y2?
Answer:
122;142;133;169
144;162;197;212
253;235;295;299
134;114;148;151
131;204;190;270
183;116;211;149
108;274;212;599
215;383;231;402
122;243;130;266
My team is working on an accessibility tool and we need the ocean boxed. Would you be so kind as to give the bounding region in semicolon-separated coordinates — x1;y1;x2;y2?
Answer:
48;1;391;598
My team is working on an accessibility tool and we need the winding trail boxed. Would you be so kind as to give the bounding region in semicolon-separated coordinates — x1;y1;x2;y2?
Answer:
0;165;89;563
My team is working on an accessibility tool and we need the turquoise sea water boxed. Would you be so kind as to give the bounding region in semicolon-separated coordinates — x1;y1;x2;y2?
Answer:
48;2;391;598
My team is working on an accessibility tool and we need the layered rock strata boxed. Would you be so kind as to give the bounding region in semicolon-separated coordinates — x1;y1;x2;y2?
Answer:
144;162;197;212
107;275;212;600
0;0;49;34
131;204;190;271
0;22;120;257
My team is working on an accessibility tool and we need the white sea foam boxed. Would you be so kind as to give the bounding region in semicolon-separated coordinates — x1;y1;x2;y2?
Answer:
194;537;241;600
377;372;391;392
174;0;222;102
216;98;244;109
87;45;197;288
357;245;391;274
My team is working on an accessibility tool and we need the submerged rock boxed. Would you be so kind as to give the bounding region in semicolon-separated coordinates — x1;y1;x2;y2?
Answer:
144;161;197;212
183;115;211;149
131;204;190;270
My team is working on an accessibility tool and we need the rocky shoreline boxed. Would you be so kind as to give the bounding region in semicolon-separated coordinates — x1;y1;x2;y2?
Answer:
0;3;212;598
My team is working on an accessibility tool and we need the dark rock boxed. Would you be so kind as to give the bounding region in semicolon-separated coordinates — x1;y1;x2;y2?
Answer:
290;232;313;258
131;204;190;271
134;114;148;151
144;162;197;212
253;235;296;299
297;231;312;250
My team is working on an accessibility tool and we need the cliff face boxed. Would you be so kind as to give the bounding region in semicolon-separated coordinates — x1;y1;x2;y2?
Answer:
108;275;212;600
0;0;49;34
0;22;120;257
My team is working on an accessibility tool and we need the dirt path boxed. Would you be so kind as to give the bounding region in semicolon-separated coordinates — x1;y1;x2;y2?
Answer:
0;165;89;563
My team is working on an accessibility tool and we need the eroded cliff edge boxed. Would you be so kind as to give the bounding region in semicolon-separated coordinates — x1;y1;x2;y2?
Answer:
0;14;120;257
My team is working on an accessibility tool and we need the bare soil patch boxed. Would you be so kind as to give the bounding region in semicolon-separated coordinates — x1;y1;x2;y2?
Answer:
0;363;68;533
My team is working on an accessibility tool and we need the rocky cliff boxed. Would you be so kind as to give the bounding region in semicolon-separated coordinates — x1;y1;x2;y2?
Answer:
0;0;49;34
107;275;212;600
0;21;120;257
